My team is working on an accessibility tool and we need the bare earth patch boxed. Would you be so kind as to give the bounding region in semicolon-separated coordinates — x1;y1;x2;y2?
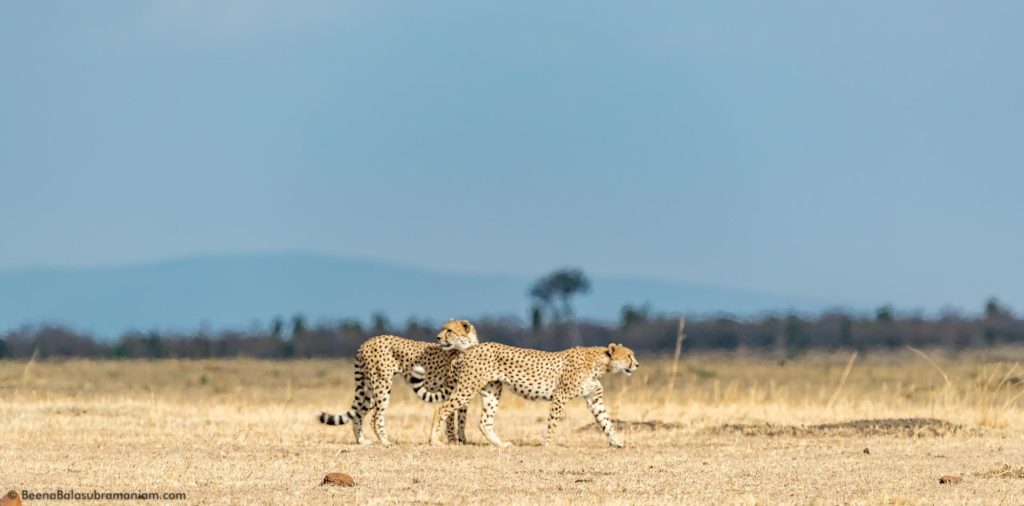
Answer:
576;419;685;432
976;464;1024;480
708;417;964;437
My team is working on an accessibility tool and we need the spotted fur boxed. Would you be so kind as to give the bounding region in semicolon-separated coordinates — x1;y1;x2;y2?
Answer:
416;340;639;447
316;320;478;446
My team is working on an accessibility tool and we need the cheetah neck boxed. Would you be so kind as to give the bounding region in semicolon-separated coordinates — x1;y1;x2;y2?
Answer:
588;350;612;378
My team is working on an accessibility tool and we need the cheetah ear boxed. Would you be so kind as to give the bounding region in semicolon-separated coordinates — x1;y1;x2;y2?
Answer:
606;343;617;356
461;320;472;332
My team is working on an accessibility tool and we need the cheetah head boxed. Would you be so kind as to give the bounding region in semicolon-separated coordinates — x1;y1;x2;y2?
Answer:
606;343;639;376
436;319;480;351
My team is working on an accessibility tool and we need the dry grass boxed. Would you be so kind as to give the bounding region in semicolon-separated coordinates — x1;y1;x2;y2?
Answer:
2;348;1024;504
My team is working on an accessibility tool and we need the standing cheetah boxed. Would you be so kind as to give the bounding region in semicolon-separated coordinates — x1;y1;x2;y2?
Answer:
414;340;638;447
317;319;478;446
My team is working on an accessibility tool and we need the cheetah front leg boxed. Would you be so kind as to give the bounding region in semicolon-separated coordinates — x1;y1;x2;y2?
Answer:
444;406;468;443
431;384;477;445
478;382;508;447
431;369;488;445
583;384;623;448
543;394;568;447
430;401;457;446
457;406;468;443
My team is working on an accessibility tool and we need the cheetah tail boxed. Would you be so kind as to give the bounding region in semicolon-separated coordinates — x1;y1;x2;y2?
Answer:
317;409;358;426
410;364;451;403
317;358;373;426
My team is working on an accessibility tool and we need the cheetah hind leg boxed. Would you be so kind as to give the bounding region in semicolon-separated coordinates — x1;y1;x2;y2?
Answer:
344;358;373;445
351;391;373;445
349;376;374;445
542;394;567;447
369;374;393;446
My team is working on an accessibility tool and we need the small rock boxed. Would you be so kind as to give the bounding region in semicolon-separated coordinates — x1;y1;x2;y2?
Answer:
863;448;870;454
939;475;962;485
322;473;355;487
2;490;23;506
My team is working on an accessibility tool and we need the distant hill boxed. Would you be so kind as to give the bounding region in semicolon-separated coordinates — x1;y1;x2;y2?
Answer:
0;253;823;337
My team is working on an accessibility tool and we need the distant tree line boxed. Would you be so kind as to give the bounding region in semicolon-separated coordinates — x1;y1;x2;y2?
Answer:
1;299;1021;360
0;268;1019;359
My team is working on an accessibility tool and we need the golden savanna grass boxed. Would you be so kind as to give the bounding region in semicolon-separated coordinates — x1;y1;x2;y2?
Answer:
2;348;1024;504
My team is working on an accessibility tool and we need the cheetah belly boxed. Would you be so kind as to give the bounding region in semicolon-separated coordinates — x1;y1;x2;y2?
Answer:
505;379;554;401
492;352;564;401
496;365;558;401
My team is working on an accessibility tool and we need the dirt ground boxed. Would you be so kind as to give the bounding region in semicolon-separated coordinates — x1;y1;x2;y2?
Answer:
1;353;1023;504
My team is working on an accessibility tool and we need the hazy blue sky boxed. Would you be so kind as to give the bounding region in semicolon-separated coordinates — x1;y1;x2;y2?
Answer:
1;1;1021;311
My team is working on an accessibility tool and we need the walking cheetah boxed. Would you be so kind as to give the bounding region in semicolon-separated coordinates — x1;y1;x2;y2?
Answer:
414;340;638;447
317;319;478;446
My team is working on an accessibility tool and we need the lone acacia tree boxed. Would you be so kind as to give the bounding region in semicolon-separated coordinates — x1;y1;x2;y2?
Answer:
529;268;591;345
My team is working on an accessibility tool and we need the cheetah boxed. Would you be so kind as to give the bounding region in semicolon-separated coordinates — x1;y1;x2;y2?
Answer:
317;319;478;446
414;340;638;448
